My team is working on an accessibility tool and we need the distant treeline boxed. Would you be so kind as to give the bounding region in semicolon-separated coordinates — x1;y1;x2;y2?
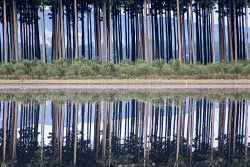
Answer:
0;0;249;64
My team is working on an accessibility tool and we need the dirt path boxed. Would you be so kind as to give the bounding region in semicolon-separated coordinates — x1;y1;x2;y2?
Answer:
0;79;250;90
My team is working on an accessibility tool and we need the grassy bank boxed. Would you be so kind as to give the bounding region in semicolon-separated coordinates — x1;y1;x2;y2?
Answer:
1;59;250;79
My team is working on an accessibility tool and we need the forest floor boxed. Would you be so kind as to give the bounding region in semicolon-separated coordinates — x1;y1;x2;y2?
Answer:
0;79;250;90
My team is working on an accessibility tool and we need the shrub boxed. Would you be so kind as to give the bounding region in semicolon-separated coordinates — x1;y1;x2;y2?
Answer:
227;62;243;74
206;63;223;75
0;60;250;79
161;65;175;76
242;64;250;75
79;65;94;77
31;62;47;79
66;61;82;77
104;63;117;75
14;62;26;76
2;63;14;76
47;60;68;79
152;60;164;71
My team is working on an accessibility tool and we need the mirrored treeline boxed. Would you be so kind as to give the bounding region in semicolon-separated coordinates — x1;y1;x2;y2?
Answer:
0;97;249;166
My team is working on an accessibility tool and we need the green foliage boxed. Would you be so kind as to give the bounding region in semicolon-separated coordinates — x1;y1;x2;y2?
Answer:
47;59;68;78
2;63;15;76
1;60;250;79
31;61;47;79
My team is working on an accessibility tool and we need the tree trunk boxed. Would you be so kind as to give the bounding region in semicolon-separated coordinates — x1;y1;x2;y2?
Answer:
3;0;8;63
233;3;237;62
13;0;18;62
103;2;108;63
41;0;46;63
245;2;248;62
60;0;65;59
176;0;182;64
94;2;101;61
143;0;148;62
188;0;194;64
211;2;215;63
74;0;78;60
109;4;113;62
228;1;233;62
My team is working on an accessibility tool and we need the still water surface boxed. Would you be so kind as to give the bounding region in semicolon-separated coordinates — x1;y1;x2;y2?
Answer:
0;90;249;166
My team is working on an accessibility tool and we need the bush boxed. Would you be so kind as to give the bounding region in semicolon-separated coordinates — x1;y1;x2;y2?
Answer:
66;61;82;77
161;65;175;76
14;63;27;76
242;64;250;75
31;62;47;79
50;60;68;78
79;65;94;77
0;60;250;79
104;63;117;75
227;62;243;74
2;63;15;76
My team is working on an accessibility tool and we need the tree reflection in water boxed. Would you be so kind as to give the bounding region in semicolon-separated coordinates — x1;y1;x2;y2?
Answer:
0;96;249;166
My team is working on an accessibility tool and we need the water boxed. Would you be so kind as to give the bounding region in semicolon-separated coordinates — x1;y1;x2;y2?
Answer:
0;90;249;166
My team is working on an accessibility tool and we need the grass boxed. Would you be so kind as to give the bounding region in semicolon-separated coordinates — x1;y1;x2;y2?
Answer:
1;59;250;79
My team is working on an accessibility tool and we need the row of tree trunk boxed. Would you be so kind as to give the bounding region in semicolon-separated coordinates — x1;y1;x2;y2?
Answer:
0;0;249;64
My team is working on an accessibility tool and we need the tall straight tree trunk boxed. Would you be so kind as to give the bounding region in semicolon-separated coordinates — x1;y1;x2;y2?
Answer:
52;5;58;60
60;0;65;59
94;2;101;61
81;3;85;58
181;8;186;64
109;3;113;62
74;0;78;59
34;10;41;60
3;0;8;63
228;1;233;62
10;0;15;62
211;2;215;63
176;0;182;64
188;0;194;64
245;2;248;62
87;12;90;59
13;0;18;62
41;0;46;63
103;1;108;63
143;0;148;62
233;3;237;62
57;3;62;60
